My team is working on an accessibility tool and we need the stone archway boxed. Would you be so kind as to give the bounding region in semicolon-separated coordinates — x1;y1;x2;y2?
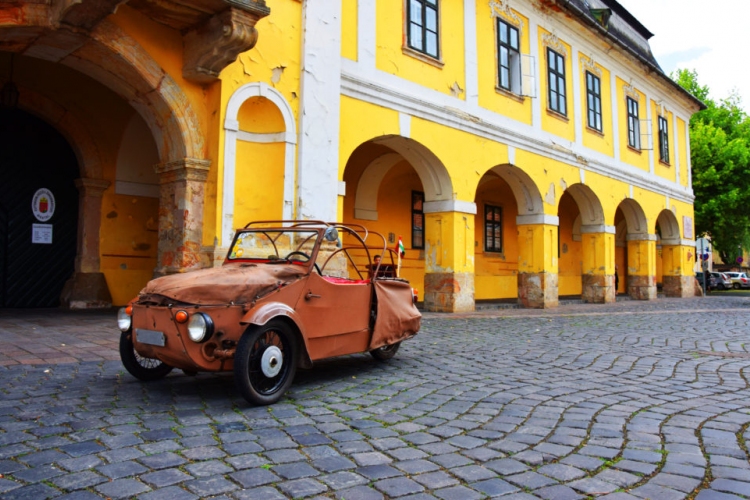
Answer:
559;184;613;303
657;209;695;297
615;199;656;300
475;164;556;308
347;135;474;312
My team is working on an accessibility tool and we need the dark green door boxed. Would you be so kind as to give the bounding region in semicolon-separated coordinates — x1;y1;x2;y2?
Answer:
0;109;79;307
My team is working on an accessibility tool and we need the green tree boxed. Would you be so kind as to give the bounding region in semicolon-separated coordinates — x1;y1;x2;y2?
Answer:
674;69;750;264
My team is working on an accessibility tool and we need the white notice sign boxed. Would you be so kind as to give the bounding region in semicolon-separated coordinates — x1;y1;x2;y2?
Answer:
32;224;53;244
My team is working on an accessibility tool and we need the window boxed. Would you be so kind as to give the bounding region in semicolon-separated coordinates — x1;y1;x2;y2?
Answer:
407;0;439;59
547;48;566;115
626;96;640;149
484;205;503;252
586;71;602;132
412;191;424;249
658;115;669;163
497;19;520;92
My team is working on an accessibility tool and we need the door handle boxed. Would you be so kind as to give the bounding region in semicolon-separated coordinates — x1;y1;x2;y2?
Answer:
305;291;321;301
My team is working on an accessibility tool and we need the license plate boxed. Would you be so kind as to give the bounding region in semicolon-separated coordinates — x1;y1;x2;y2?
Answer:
135;329;166;347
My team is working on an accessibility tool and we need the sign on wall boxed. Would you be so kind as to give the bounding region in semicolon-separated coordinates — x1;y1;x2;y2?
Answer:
32;223;53;244
682;216;693;239
31;188;55;222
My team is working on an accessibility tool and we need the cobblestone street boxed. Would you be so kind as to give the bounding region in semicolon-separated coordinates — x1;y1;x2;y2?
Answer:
2;297;750;499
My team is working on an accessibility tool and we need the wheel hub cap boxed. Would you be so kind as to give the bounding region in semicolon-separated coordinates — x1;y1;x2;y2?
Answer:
261;346;283;377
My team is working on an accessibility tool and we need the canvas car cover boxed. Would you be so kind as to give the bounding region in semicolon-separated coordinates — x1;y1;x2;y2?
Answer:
369;279;422;350
139;263;307;305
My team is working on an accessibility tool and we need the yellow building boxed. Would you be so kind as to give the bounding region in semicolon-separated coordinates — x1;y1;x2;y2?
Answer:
0;0;701;311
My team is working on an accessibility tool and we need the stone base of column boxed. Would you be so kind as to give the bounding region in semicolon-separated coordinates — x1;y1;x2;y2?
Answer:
627;275;657;300
517;272;558;309
663;275;697;298
582;274;615;304
60;272;112;309
424;272;474;312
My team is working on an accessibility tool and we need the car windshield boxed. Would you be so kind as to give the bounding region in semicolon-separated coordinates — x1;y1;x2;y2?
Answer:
227;229;320;262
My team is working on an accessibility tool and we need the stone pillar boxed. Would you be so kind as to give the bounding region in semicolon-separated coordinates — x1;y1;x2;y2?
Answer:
60;178;112;309
423;208;475;312
626;235;657;300
661;241;696;297
581;226;616;303
516;216;559;308
154;158;211;275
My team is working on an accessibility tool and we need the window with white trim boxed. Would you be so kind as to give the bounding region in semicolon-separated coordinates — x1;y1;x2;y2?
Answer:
658;115;670;163
497;19;520;92
547;48;566;115
586;71;602;132
627;96;640;149
407;0;439;59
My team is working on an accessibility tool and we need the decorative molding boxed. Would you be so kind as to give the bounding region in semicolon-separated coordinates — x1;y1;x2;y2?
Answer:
580;55;602;77
489;0;522;27
155;158;211;183
541;32;567;57
623;82;640;100
183;8;266;83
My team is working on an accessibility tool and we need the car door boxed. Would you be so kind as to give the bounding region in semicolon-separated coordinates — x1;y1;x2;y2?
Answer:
294;273;372;359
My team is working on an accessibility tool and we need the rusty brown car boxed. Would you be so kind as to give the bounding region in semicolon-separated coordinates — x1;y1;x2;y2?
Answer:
117;221;422;405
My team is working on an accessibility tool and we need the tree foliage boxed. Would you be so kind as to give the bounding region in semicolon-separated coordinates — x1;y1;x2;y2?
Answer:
674;69;750;264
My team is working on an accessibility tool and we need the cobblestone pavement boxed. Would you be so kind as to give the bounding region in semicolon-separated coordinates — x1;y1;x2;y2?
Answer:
2;297;750;499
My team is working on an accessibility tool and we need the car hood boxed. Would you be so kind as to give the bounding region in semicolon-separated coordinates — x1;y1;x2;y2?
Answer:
138;263;307;305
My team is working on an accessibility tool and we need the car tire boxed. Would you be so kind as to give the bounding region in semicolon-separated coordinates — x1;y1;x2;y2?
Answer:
734;283;741;290
717;284;725;290
119;330;173;381
234;320;298;406
370;342;401;361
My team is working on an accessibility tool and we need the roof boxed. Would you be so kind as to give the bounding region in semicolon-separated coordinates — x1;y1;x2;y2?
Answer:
557;0;705;110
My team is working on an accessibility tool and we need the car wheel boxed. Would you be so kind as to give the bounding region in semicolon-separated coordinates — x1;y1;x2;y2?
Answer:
234;320;298;406
717;283;725;290
370;342;401;361
119;330;173;381
734;283;741;290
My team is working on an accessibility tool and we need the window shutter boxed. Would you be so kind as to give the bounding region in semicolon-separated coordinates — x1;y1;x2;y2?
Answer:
520;54;536;98
640;119;652;150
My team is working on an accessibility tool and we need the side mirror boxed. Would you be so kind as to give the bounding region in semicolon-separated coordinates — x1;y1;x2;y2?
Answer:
324;227;339;243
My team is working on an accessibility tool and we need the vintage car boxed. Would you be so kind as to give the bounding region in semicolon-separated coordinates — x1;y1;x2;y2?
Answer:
117;221;422;405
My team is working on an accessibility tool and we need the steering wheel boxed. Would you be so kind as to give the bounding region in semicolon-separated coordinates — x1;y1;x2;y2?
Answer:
284;251;322;275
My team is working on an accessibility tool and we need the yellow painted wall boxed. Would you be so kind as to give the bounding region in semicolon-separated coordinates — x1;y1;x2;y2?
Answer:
217;0;303;233
579;55;613;156
101;195;160;305
343;160;426;291
342;0;358;60
617;78;649;171
234;142;286;223
375;0;465;98
538;29;575;142
652;101;675;182
677;117;689;188
474;176;519;299
476;2;531;125
558;193;582;295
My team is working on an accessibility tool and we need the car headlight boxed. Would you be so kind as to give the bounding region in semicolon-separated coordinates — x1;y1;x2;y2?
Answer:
187;313;214;343
117;306;132;332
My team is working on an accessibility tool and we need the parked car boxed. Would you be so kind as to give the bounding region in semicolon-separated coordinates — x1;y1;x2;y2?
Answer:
711;272;733;290
724;272;750;289
117;221;422;405
696;272;717;291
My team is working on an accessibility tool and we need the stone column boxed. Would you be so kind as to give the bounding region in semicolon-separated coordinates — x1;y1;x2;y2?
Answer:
581;225;616;303
423;207;475;312
154;158;211;275
60;178;112;309
516;215;559;308
626;235;657;299
661;240;697;297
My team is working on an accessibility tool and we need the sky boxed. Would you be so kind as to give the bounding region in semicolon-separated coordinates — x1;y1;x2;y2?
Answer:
616;0;748;109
